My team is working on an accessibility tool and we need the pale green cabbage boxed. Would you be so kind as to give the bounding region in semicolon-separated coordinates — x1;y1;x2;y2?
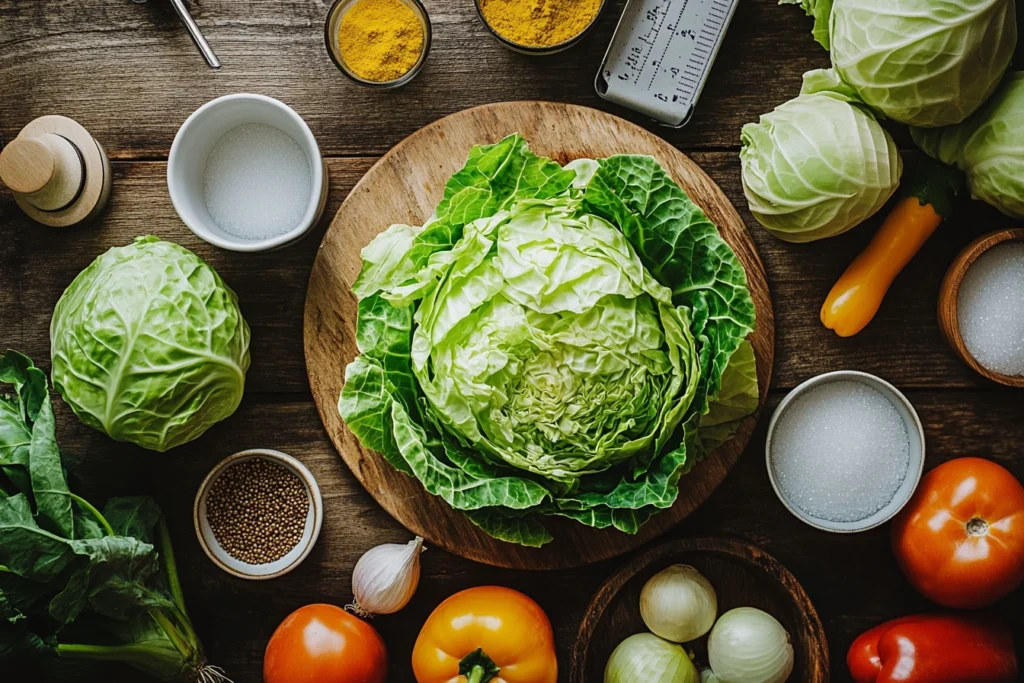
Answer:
912;72;1024;219
829;0;1017;127
340;135;757;546
740;71;902;243
51;237;250;452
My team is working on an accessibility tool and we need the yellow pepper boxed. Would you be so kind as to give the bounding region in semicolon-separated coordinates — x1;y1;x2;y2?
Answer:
821;158;963;337
412;586;558;683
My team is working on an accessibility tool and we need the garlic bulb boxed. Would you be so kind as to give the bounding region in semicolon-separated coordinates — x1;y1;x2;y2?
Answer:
347;536;424;617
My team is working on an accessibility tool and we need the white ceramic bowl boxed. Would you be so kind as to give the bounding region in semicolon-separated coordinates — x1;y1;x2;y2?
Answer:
766;370;926;533
168;94;328;252
194;448;323;579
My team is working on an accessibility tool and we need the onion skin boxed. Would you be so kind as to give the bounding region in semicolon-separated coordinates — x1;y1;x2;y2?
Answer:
640;564;718;643
708;607;794;683
605;634;698;683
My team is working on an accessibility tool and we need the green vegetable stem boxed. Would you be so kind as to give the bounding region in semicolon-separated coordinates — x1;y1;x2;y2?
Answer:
0;350;228;682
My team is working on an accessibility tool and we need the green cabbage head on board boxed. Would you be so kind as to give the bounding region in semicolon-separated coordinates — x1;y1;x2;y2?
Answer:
51;236;250;452
339;135;758;546
786;0;1016;127
912;73;1024;219
740;70;902;243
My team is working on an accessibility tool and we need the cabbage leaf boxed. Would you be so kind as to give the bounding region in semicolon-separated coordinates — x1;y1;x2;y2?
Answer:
339;135;757;546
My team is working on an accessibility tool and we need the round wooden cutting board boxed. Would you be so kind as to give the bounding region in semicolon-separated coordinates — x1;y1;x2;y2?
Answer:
304;102;774;570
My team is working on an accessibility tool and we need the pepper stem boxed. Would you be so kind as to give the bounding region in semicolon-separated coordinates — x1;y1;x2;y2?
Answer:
459;648;500;683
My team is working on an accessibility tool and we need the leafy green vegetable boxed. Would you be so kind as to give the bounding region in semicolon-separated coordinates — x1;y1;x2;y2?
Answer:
340;135;757;546
740;71;902;243
0;351;221;682
828;0;1016;127
50;236;251;453
780;0;832;50
912;72;1024;219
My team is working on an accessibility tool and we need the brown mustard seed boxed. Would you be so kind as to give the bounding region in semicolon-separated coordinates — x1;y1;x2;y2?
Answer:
206;458;308;565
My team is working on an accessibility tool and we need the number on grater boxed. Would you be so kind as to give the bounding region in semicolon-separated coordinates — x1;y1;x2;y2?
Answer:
596;0;739;127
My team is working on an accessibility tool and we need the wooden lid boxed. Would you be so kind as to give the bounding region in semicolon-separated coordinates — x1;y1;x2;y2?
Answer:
0;137;55;194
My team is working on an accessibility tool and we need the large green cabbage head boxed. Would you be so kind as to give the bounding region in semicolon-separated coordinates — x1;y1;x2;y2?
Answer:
912;72;1024;219
740;71;902;243
829;0;1016;127
51;236;250;452
340;135;757;546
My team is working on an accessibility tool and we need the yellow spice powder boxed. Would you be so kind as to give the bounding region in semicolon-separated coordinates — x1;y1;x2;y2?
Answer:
338;0;424;82
479;0;602;48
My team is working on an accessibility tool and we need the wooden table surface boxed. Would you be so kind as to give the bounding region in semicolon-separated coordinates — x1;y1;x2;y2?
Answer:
2;1;1022;681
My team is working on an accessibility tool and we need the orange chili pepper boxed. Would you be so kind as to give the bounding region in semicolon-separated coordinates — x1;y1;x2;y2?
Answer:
821;158;962;337
412;586;558;683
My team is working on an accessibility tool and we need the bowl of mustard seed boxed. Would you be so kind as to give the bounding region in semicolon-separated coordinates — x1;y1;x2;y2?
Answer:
194;449;323;580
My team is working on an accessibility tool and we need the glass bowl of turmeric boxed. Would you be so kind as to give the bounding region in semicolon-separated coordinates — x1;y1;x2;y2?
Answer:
324;0;431;88
475;0;605;55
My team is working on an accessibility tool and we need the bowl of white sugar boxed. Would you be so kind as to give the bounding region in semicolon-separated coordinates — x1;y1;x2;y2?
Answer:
939;229;1024;389
168;94;328;252
766;371;925;533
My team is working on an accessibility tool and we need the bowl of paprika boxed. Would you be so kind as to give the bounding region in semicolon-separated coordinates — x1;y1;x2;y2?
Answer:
324;0;431;88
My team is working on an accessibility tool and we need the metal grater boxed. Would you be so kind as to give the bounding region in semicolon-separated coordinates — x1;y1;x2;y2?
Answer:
596;0;740;127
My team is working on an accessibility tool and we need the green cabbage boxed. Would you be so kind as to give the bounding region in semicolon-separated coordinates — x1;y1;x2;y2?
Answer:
829;0;1016;127
339;135;757;546
51;236;250;452
740;71;902;243
912;72;1024;219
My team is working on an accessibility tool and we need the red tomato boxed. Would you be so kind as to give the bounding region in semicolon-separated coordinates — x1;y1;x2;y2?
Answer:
263;604;387;683
891;457;1024;608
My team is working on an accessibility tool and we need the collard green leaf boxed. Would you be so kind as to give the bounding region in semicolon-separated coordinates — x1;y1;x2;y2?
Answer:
50;537;169;625
101;498;162;543
0;495;77;581
0;352;72;537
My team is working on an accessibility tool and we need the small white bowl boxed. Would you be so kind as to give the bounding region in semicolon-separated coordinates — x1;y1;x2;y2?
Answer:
168;93;328;252
766;370;925;533
194;448;323;579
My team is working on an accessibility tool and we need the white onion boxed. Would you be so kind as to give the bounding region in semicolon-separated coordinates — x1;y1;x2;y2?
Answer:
640;564;718;642
700;668;720;683
708;607;794;683
605;633;698;683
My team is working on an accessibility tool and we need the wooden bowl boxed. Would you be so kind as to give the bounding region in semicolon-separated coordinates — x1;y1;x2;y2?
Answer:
938;228;1024;389
570;537;829;682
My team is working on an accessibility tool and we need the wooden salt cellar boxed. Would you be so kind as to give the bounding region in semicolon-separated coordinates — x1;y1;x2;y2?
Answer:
0;115;111;227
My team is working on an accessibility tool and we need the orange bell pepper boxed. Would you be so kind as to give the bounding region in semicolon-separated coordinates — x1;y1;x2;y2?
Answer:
821;157;963;337
412;586;558;683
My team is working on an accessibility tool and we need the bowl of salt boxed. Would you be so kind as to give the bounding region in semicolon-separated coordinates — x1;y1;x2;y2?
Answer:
766;371;925;533
168;93;328;252
938;229;1024;389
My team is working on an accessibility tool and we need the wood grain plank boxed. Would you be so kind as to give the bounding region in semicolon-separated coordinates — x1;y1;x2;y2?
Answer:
48;389;1024;683
0;0;831;157
1;153;1005;393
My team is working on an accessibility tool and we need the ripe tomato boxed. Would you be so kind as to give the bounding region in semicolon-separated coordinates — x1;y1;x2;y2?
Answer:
264;604;387;683
891;457;1024;608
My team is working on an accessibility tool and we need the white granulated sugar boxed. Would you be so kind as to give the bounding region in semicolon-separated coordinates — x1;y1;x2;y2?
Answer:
203;123;311;241
771;380;910;523
958;242;1024;377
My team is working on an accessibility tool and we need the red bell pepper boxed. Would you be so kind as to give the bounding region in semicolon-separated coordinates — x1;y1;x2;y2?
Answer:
848;614;1017;683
